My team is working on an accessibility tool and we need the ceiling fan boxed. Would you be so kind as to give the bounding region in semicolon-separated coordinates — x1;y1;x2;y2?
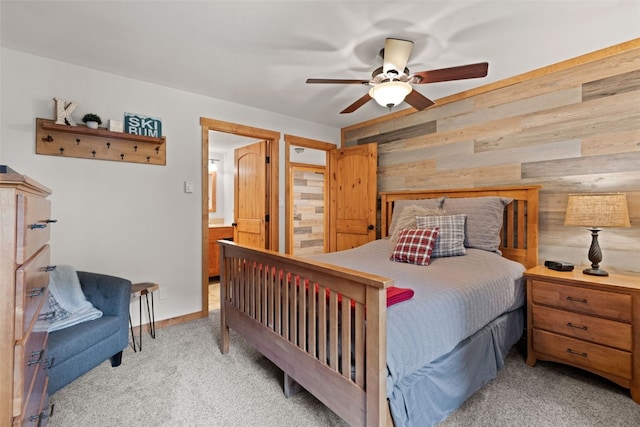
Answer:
306;38;489;114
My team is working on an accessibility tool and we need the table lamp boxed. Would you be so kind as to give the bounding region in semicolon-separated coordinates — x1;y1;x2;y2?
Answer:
564;193;630;276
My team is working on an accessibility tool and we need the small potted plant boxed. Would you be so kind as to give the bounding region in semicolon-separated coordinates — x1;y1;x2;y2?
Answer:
82;113;102;129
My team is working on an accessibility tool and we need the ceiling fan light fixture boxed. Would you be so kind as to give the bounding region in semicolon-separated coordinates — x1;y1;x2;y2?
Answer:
369;81;412;109
382;38;414;74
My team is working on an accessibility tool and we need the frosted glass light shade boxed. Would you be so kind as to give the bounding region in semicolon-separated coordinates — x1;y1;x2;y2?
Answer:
369;81;412;108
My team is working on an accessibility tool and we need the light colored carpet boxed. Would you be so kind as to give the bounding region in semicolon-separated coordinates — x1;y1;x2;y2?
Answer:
48;312;640;426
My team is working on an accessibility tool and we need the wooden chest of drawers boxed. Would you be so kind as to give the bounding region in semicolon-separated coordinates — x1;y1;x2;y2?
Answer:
1;171;54;427
525;265;640;403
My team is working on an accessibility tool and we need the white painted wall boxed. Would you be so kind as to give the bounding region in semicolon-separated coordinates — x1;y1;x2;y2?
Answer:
0;48;340;324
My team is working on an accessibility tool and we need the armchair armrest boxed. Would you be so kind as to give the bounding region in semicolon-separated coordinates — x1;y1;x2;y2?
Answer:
77;271;132;318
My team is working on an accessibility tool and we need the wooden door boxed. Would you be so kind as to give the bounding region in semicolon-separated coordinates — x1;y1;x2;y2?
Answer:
328;143;377;252
234;140;268;248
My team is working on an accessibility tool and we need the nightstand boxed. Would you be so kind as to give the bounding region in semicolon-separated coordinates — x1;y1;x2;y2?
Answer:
524;265;640;403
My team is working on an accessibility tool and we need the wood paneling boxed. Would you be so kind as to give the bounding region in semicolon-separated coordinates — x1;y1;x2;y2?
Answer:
342;39;640;273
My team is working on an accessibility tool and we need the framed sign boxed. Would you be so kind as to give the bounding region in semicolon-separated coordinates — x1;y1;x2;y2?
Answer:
124;112;162;137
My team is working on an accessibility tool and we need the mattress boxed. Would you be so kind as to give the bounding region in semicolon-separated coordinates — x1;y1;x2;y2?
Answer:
307;238;526;396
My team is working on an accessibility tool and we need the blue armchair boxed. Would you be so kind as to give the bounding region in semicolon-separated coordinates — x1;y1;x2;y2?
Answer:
47;271;131;394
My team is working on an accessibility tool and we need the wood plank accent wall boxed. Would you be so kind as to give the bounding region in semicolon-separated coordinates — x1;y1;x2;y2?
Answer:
342;39;640;273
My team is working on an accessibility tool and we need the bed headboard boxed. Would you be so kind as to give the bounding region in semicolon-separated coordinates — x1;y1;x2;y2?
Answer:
379;185;541;269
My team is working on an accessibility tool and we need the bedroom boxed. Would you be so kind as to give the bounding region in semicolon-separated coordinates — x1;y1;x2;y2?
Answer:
1;1;639;426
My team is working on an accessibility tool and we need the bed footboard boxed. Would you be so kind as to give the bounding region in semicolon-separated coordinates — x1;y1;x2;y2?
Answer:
219;241;393;427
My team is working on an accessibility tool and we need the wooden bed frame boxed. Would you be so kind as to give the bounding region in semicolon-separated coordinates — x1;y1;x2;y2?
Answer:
219;185;540;427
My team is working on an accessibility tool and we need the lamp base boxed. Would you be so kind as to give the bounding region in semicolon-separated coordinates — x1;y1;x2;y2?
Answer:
583;267;609;277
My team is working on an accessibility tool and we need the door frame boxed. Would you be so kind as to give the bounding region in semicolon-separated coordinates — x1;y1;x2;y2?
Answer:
283;134;336;254
200;117;280;317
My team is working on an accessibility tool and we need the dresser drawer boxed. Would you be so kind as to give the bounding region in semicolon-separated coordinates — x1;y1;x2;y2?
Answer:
531;280;631;322
532;305;632;351
533;329;631;379
16;194;52;264
14;328;48;413
15;245;51;341
19;363;48;427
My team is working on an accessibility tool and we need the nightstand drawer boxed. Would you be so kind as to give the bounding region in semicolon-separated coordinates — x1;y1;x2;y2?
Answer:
533;329;631;379
532;305;632;351
531;280;631;322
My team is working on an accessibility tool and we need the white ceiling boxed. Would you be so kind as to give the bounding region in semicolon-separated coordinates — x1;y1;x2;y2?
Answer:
1;1;639;129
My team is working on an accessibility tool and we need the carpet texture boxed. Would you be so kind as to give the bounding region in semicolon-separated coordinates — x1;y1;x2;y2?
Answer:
48;311;639;426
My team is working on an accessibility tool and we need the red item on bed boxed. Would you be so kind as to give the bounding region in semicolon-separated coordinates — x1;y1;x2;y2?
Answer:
385;286;415;307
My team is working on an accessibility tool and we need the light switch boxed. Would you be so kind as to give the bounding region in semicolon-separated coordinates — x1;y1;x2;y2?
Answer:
184;181;194;193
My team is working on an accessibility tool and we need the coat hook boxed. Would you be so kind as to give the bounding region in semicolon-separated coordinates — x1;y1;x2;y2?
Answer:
106;142;111;149
92;150;96;157
146;156;151;163
76;138;81;145
133;145;138;152
120;153;125;160
59;147;64;154
43;134;53;142
155;146;160;154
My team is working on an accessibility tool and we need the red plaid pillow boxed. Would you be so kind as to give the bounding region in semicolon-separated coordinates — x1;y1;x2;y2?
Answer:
389;228;439;266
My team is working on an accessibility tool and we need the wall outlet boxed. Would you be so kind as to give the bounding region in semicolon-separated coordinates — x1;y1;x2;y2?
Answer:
184;181;194;193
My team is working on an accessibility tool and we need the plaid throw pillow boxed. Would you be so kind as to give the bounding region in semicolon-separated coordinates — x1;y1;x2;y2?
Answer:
389;228;439;266
415;214;467;257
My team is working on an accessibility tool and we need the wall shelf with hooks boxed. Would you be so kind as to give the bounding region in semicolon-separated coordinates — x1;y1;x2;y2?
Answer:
35;118;166;165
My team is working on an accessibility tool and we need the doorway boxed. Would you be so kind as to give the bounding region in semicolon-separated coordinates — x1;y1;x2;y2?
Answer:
283;134;336;255
200;117;281;316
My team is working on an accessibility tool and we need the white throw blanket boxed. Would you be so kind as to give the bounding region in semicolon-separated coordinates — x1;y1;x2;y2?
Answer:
47;265;103;332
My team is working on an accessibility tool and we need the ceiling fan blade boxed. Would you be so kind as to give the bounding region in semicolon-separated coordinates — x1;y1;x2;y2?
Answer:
412;62;489;84
306;78;369;84
404;89;435;111
383;38;413;74
340;93;372;114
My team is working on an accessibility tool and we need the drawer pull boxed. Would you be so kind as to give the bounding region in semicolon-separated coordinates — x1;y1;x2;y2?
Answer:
27;348;45;366
566;322;588;331
566;296;587;304
28;287;45;297
43;265;57;272
566;348;587;358
39;311;56;321
28;223;47;230
27;357;44;366
29;409;50;425
45;219;58;223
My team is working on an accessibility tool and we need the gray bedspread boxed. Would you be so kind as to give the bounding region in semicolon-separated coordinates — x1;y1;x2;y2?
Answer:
307;238;525;397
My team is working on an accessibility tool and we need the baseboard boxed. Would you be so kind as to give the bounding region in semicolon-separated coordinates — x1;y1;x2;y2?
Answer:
152;311;205;330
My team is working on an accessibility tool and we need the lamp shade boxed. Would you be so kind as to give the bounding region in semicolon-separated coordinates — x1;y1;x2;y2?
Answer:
564;193;630;228
369;81;412;108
